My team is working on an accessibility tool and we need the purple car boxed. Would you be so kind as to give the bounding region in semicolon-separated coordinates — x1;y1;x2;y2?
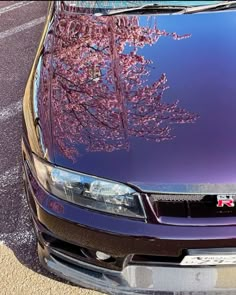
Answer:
22;1;236;294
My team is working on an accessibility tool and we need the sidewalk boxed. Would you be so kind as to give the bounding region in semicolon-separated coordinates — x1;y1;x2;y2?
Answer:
0;244;103;295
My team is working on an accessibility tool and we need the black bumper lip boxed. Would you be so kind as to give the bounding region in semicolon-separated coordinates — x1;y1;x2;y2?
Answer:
38;243;131;295
38;236;236;295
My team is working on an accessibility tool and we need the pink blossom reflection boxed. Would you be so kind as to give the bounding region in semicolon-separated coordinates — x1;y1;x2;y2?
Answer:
40;13;198;161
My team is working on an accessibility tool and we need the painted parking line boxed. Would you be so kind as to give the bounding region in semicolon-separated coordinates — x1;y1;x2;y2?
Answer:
0;16;45;40
0;101;21;122
0;165;20;189
0;1;35;16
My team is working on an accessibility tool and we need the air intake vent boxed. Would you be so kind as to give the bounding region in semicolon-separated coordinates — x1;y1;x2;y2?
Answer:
150;194;206;202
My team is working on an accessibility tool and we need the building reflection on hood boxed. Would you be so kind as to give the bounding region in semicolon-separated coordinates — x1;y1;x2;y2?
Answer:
38;12;199;161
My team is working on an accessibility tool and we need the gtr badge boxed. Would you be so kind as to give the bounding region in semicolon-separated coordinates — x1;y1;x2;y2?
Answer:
216;195;235;207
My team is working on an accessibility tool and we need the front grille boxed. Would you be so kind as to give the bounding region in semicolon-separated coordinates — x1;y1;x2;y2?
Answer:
149;194;236;221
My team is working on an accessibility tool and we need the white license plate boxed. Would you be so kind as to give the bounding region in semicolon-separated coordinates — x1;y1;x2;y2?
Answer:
181;254;236;266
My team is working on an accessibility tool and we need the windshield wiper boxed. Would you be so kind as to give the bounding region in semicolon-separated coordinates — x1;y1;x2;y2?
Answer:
96;1;236;16
180;0;236;14
96;3;188;16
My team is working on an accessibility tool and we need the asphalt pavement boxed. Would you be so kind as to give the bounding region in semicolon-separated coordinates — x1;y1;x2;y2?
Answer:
0;1;102;294
1;2;236;295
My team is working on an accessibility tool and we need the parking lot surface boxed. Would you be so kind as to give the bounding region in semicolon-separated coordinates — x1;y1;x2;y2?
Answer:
1;2;236;295
0;1;102;294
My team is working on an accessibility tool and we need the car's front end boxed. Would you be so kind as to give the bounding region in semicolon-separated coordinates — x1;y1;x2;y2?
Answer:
22;1;236;294
22;154;236;294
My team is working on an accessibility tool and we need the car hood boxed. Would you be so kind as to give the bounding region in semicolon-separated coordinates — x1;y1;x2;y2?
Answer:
46;11;236;192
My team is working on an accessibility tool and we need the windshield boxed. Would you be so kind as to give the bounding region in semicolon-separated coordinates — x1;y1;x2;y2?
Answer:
62;1;231;14
64;1;223;9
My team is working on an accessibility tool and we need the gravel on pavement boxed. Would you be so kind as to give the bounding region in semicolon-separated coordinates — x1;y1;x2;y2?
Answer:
0;1;103;294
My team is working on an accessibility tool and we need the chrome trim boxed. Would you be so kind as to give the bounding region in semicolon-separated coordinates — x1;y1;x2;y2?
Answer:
150;193;206;202
129;182;236;195
134;192;147;220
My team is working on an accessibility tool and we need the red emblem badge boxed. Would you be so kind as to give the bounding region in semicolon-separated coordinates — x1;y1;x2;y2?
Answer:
216;195;235;207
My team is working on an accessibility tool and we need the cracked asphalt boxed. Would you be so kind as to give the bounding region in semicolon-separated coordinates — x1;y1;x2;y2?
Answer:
0;1;102;294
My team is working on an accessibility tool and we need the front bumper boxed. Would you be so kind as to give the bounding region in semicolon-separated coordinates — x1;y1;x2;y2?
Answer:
38;239;236;295
23;157;236;294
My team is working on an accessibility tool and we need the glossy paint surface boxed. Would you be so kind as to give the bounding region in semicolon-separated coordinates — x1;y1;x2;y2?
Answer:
29;7;236;191
21;6;236;291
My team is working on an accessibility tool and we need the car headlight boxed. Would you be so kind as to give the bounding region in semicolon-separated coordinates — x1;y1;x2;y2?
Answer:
32;155;145;219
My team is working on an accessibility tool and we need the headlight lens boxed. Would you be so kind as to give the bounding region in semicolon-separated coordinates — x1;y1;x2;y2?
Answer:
32;155;145;219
